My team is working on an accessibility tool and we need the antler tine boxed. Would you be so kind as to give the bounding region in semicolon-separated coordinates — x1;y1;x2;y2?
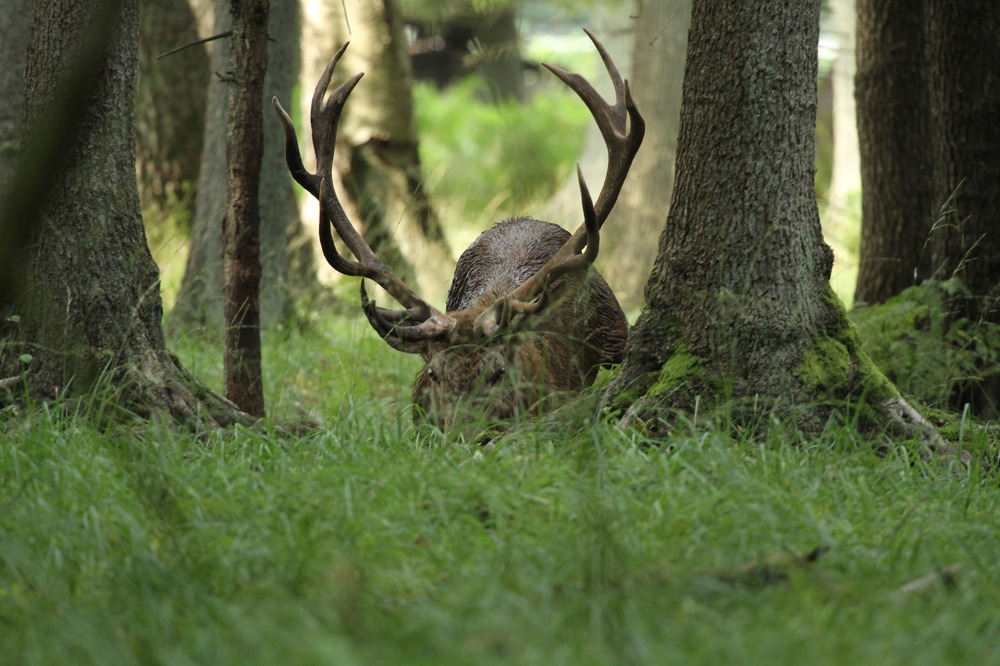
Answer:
474;166;599;334
360;281;456;351
275;42;456;350
542;28;645;233
310;43;360;184
360;283;437;354
473;30;642;336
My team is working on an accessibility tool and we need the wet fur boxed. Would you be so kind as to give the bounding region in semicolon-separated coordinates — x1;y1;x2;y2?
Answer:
412;217;627;431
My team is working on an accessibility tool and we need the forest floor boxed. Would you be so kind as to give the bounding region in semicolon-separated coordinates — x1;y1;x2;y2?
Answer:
2;313;998;665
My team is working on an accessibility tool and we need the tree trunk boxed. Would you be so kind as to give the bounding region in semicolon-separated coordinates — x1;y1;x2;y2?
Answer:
604;0;957;457
0;0;30;193
314;0;452;300
923;0;1000;414
174;2;231;329
454;4;524;103
4;0;242;427
599;0;690;310
175;0;310;329
0;0;31;304
257;0;314;322
854;0;934;305
223;0;267;417
136;0;208;219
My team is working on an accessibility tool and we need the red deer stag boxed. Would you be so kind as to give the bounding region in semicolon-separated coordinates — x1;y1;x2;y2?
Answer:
273;30;643;433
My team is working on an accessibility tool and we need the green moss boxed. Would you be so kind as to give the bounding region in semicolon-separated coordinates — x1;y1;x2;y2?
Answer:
796;334;852;393
795;286;899;402
648;345;702;398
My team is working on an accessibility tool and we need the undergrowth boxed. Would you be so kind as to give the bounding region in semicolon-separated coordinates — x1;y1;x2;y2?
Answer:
2;311;999;665
851;278;1000;415
414;76;589;233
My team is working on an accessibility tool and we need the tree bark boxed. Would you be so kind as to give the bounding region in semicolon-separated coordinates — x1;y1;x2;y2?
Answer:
604;0;957;457
313;0;452;300
222;0;268;417
3;0;243;427
0;0;31;304
923;0;1000;298
0;0;30;193
854;0;934;305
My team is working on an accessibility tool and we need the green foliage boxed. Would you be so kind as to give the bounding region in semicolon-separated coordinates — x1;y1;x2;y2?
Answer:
3;311;1000;664
851;278;1000;410
414;77;589;227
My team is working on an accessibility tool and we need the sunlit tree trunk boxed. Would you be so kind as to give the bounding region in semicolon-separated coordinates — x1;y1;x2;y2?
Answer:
599;0;690;310
308;0;452;300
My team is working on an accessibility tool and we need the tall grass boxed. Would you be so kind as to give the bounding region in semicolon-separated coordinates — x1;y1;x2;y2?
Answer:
2;311;999;665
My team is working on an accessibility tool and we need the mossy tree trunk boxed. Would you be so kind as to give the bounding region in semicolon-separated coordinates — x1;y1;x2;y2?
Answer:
604;0;957;457
2;0;243;427
854;0;1000;415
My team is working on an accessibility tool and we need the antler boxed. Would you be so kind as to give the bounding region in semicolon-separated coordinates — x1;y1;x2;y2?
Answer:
475;29;644;334
273;43;455;350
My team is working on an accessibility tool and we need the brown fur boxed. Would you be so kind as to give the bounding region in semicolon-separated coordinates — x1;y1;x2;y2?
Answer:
412;217;627;433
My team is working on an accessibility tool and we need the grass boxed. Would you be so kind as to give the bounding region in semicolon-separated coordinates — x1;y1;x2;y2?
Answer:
3;312;1000;665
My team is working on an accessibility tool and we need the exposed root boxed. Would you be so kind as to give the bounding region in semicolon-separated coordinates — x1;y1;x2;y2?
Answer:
893;563;962;599
169;354;252;428
709;545;828;588
0;375;21;406
879;396;971;465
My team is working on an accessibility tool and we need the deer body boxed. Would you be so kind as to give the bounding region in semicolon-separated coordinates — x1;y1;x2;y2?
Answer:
413;217;628;429
274;31;643;434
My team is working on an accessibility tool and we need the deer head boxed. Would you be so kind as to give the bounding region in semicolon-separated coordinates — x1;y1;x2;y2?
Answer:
273;30;643;433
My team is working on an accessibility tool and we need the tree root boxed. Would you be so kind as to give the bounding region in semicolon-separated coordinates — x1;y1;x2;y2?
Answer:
878;396;971;466
0;375;21;407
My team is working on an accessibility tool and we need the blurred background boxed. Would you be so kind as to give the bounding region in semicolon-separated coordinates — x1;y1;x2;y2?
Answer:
137;0;858;331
